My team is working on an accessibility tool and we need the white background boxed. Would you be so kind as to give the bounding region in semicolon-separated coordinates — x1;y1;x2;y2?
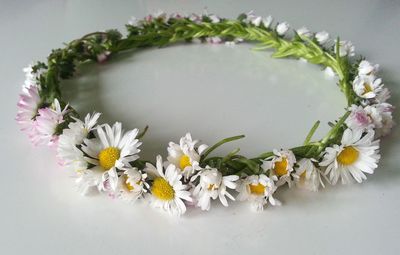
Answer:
1;0;399;254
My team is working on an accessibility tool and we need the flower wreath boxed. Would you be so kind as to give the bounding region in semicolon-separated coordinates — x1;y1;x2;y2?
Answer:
16;11;394;216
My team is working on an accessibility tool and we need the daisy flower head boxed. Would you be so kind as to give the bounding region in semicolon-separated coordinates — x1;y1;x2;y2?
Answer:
81;122;141;191
237;174;281;212
375;87;391;103
57;112;101;169
117;167;148;202
22;64;44;89
335;40;355;57
345;104;376;131
276;21;290;36
167;133;208;180
315;31;329;45
262;149;296;187
16;84;41;135
191;167;238;211
375;103;395;137
296;26;312;38
358;60;379;76
145;155;192;216
294;158;325;192
30;98;68;147
353;75;384;99
245;11;262;26
320;128;380;185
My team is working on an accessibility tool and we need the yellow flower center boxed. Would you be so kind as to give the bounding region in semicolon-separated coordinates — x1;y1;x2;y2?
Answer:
179;155;192;170
151;177;175;201
98;147;120;170
337;146;359;165
208;184;216;191
300;170;307;179
124;175;134;191
274;157;288;176
249;183;266;195
363;82;373;95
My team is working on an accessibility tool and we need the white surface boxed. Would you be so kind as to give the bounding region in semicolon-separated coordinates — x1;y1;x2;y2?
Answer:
1;1;399;254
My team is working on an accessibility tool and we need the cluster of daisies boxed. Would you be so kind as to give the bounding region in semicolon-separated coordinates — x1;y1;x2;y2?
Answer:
16;11;394;216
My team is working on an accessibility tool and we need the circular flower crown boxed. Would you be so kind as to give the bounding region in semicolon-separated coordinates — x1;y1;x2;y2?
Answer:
16;11;394;216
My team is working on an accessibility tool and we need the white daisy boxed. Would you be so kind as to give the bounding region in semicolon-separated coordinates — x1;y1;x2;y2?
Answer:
294;158;325;192
208;14;220;23
262;16;273;28
320;128;380;185
191;167;238;211
117;168;148;202
358;60;379;76
276;22;290;36
262;149;296;187
16;84;41;135
315;31;329;44
375;87;391;103
75;168;104;196
57;112;101;170
31;98;68;147
324;66;336;79
22;64;44;88
375;103;395;137
167;133;208;180
81;122;141;191
345;104;376;131
353;75;384;99
145;156;192;216
237;174;281;211
296;26;312;38
335;40;355;57
246;11;262;27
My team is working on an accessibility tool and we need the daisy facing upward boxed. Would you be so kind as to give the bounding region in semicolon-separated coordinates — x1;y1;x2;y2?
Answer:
145;156;192;216
320;128;380;185
81;122;142;192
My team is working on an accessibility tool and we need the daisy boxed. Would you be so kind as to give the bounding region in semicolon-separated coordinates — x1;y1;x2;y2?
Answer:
375;103;394;137
358;60;379;76
75;168;104;195
167;133;208;180
145;156;192;216
315;31;329;44
320;128;380;185
57;112;101;169
296;26;312;38
191;167;238;211
294;158;325;192
30;98;68;147
276;22;290;36
246;11;262;26
262;149;296;187
324;66;336;79
16;84;41;135
22;64;44;88
81;122;141;191
208;14;220;23
262;16;273;28
237;174;281;211
345;104;376;131
353;75;384;99
335;40;355;57
117;168;148;202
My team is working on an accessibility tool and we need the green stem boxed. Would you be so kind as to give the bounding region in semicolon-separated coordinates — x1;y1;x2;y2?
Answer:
200;135;245;162
303;120;320;145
